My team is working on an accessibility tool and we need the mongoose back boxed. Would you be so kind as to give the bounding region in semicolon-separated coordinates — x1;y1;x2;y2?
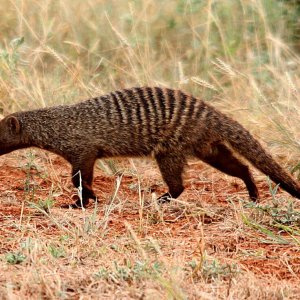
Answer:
0;86;300;208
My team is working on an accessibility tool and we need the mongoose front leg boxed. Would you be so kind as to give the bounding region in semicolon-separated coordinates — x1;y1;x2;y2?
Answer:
70;169;96;208
68;157;97;208
155;153;186;203
196;142;259;201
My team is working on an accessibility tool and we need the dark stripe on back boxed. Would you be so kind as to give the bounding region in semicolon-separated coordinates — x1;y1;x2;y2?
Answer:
154;87;166;122
136;87;150;118
124;88;142;126
116;89;132;124
187;96;197;119
174;90;187;127
145;87;158;133
195;102;207;119
110;92;123;123
166;88;176;119
135;87;151;139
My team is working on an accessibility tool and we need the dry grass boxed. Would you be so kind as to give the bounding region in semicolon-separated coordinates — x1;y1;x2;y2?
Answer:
0;0;300;299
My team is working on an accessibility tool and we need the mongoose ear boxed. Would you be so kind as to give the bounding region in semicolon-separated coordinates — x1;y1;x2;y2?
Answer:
6;116;20;134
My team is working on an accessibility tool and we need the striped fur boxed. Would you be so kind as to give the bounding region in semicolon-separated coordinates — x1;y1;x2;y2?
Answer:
0;86;299;208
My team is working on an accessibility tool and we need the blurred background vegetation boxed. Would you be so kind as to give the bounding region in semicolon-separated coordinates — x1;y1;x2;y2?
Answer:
0;0;299;161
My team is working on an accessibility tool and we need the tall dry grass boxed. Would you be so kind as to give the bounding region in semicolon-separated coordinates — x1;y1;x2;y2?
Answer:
0;0;299;162
0;1;300;299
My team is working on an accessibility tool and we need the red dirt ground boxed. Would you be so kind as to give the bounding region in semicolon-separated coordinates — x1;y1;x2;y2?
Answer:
1;151;300;284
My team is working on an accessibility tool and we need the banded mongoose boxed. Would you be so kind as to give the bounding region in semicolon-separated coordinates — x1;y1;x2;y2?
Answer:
0;86;299;208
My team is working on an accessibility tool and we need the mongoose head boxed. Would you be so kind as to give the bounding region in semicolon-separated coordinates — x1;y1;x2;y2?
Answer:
0;115;22;155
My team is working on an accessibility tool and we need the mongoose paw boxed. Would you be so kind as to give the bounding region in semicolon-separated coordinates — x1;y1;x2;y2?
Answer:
249;190;259;202
250;195;259;202
60;195;89;209
70;202;86;209
60;202;86;209
157;193;172;204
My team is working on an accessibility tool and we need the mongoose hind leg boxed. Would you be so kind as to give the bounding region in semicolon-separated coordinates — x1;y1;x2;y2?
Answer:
155;153;186;203
196;142;259;201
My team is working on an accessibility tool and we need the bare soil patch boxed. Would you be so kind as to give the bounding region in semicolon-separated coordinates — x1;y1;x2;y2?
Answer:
1;151;300;299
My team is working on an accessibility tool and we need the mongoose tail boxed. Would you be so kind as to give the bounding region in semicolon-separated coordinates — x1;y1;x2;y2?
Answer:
216;112;300;199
